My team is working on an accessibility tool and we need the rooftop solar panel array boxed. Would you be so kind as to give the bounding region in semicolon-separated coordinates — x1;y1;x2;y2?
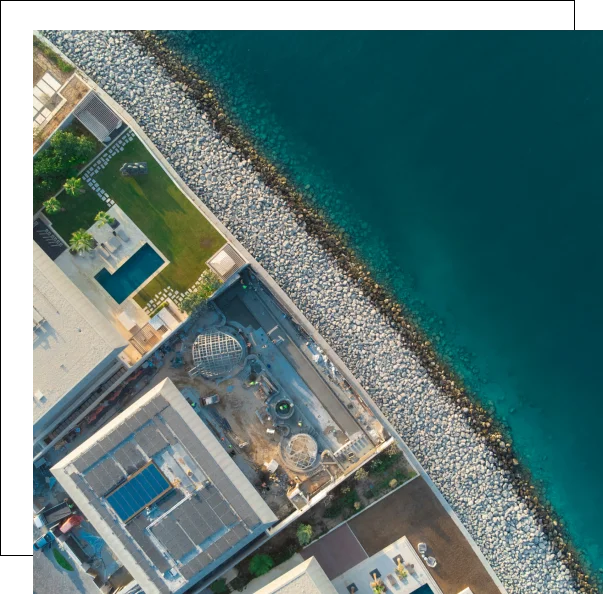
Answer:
106;463;172;522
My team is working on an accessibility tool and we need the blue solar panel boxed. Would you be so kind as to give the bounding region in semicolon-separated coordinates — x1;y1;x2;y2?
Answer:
106;463;171;522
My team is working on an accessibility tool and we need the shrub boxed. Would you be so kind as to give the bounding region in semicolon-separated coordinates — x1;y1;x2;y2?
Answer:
370;448;402;474
324;485;360;519
34;36;74;72
229;576;250;592
354;467;369;481
249;554;274;577
180;270;222;314
210;578;228;593
296;523;313;546
389;478;398;489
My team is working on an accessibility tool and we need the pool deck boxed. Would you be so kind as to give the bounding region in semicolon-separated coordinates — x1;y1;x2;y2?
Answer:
54;204;169;363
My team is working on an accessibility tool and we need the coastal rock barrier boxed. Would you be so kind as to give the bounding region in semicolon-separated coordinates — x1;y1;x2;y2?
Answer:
41;30;596;594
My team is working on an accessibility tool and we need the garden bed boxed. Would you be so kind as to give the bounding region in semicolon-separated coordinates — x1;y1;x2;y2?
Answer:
224;445;416;592
33;121;102;214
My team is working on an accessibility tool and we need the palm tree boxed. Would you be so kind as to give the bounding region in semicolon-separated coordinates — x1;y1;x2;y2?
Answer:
94;211;115;227
64;177;84;196
296;523;313;546
69;229;95;255
43;197;61;214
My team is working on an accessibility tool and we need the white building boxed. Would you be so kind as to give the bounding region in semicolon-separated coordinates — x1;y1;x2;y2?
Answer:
33;241;127;449
51;379;277;594
252;557;337;594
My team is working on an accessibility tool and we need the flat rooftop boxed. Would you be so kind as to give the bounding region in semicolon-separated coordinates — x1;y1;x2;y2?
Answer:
51;379;277;594
253;557;337;594
33;241;127;424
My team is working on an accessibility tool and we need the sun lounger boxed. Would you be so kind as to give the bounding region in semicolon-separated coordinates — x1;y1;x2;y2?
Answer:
115;227;130;242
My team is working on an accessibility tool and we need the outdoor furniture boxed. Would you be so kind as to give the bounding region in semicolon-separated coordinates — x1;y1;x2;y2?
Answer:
115;227;130;242
387;574;398;587
426;556;437;568
105;235;121;253
417;543;427;554
99;243;112;258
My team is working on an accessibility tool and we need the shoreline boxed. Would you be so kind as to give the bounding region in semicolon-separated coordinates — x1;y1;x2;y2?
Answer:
40;30;598;594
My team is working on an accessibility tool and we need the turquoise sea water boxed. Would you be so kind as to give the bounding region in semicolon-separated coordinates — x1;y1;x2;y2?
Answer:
160;31;603;576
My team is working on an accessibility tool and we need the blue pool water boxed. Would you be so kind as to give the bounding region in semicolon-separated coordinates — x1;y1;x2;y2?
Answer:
95;243;163;304
159;31;603;578
410;586;434;594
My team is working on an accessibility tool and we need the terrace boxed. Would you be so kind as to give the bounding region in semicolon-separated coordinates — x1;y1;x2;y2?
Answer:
35;107;227;364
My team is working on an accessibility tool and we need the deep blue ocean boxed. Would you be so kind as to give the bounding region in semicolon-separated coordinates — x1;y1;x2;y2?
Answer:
160;31;603;577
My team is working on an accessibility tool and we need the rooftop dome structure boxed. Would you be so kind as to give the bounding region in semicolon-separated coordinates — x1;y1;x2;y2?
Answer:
190;327;245;379
281;434;319;473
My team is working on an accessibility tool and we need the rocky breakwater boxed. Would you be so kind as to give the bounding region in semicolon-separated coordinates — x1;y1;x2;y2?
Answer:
40;30;597;594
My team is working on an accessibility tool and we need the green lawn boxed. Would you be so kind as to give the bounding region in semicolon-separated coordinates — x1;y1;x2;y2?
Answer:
46;186;106;243
94;137;225;307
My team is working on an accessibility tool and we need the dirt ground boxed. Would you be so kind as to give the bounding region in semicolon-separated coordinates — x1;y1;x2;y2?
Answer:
33;75;90;153
348;476;501;594
34;45;72;87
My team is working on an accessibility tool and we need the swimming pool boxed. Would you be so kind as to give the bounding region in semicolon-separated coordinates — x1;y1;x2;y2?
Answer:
95;243;164;304
410;585;434;594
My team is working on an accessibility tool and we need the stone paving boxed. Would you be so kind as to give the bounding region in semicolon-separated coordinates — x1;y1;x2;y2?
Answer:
81;127;136;208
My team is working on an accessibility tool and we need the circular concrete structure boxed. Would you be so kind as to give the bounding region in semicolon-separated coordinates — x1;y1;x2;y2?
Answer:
274;398;295;420
281;433;319;473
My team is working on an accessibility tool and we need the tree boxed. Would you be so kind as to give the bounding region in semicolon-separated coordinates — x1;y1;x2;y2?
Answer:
249;554;274;577
69;229;95;255
43;197;61;214
95;211;115;227
64;177;84;196
354;467;369;481
50;130;95;169
180;270;222;314
296;523;313;546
